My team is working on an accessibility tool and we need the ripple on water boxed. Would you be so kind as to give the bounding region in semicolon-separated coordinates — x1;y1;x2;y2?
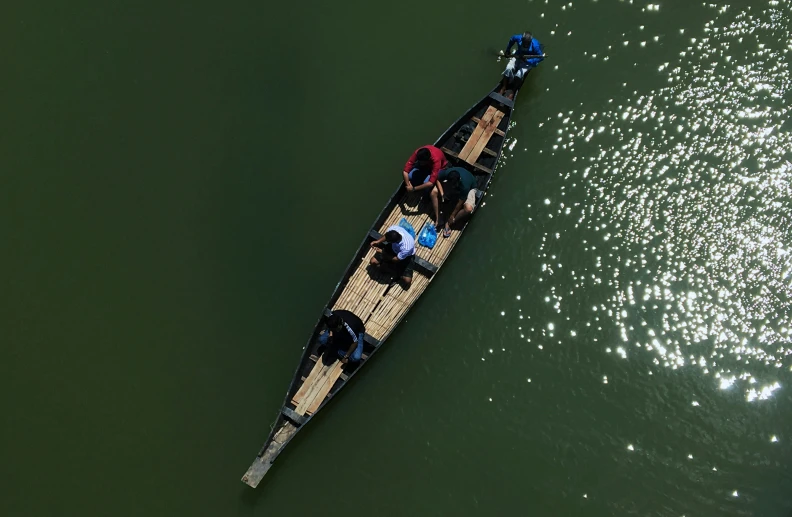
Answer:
531;0;792;402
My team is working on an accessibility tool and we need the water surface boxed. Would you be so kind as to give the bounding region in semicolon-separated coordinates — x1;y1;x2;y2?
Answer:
2;0;792;515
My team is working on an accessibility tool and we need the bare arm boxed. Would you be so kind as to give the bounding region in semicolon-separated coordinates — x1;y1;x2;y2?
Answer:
414;180;435;192
403;170;414;192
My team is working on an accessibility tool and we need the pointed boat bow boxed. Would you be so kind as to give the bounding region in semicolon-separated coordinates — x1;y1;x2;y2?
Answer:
241;420;298;488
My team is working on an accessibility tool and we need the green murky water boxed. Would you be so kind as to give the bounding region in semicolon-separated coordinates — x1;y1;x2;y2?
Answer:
3;0;792;515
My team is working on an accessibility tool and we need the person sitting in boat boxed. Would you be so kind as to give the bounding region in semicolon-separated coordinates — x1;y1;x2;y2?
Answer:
438;167;480;237
498;31;544;97
404;145;449;228
369;226;416;287
403;145;448;194
318;311;366;364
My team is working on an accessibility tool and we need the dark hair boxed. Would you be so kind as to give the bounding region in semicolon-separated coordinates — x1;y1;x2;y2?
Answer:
326;313;342;329
522;31;532;40
416;147;431;162
385;230;402;243
447;169;464;196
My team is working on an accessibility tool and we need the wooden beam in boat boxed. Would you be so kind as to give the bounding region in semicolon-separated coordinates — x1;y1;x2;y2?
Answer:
488;91;514;108
458;107;496;162
464;108;505;165
281;407;307;426
471;117;505;136
440;148;494;175
413;257;438;277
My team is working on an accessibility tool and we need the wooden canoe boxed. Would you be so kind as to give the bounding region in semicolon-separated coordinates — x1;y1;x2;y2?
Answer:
242;86;521;488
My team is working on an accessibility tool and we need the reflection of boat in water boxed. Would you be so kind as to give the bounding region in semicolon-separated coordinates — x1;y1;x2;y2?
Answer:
242;85;523;488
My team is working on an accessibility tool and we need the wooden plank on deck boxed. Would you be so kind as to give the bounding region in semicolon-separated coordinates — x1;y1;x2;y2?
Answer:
464;107;505;165
471;117;505;136
291;357;327;406
441;148;493;174
302;361;345;415
458;108;496;162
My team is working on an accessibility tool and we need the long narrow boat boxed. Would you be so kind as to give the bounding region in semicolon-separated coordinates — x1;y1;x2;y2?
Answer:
242;85;521;487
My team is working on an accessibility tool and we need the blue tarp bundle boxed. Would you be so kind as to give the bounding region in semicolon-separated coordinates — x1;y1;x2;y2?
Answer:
418;222;437;249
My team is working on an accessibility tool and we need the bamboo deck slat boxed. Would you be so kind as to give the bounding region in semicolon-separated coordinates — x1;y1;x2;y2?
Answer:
419;228;464;266
363;319;387;340
332;248;390;317
334;278;389;319
367;273;431;340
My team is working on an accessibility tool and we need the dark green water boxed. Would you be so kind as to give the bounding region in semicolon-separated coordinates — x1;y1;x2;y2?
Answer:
3;0;792;515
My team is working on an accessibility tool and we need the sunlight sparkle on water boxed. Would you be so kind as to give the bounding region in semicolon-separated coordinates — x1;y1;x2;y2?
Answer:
532;0;792;401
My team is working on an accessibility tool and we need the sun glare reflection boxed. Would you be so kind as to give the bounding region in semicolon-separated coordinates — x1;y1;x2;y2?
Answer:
526;0;791;402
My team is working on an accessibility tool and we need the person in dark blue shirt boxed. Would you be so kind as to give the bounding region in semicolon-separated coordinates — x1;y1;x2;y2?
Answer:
318;311;366;363
498;31;544;96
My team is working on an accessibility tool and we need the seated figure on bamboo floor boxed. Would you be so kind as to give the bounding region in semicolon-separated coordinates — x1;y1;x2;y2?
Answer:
402;145;447;194
437;167;480;238
369;226;416;287
403;145;452;228
318;311;365;364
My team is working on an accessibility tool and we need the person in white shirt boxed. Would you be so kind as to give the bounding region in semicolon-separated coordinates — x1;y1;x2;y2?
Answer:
369;225;416;286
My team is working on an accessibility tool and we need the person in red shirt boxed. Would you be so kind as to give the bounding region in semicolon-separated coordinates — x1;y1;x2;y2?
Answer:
403;145;449;227
403;145;448;192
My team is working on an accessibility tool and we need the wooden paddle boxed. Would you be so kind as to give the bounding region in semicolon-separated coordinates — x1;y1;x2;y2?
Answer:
497;50;547;59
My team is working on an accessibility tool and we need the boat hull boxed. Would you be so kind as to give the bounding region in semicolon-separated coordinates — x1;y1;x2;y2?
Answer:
242;84;522;488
